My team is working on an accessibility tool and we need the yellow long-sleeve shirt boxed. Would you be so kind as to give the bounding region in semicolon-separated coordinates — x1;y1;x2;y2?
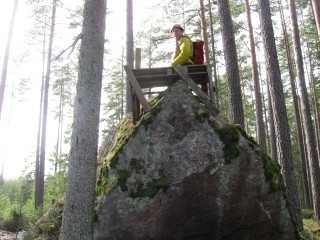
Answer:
171;35;194;66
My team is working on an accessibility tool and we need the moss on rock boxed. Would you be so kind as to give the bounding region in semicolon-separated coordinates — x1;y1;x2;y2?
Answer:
236;125;259;150
96;115;139;196
215;124;240;164
116;170;130;192
261;152;286;193
129;170;173;198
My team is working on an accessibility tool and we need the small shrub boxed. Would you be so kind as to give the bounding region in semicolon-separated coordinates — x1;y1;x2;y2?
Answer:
2;209;24;232
302;209;314;219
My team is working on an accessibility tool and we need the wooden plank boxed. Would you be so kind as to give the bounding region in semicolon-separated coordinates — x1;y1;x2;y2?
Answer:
135;48;141;69
124;65;151;113
173;66;219;116
132;65;207;76
136;73;208;89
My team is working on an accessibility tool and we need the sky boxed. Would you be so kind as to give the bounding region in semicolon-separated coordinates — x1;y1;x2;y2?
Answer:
0;0;167;179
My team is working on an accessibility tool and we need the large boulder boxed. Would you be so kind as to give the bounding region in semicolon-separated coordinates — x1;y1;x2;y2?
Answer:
94;80;297;240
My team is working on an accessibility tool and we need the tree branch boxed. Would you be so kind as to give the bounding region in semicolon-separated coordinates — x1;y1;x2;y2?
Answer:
55;32;83;60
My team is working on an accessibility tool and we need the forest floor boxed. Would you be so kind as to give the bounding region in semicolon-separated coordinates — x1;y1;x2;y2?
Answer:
0;230;24;240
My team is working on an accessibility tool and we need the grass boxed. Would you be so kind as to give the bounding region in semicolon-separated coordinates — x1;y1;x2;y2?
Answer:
302;209;320;239
304;218;320;239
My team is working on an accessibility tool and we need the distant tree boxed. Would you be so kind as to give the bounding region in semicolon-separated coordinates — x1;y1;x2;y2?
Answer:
244;0;267;152
59;0;106;239
35;22;47;210
199;0;214;101
35;0;58;209
126;0;134;113
207;0;220;109
288;0;320;220
102;56;125;135
0;0;19;119
278;0;311;209
311;0;320;40
217;0;244;127
257;0;303;231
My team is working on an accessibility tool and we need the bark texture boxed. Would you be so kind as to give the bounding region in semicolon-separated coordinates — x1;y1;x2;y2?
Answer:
59;0;106;239
244;0;267;152
288;0;320;220
217;0;244;127
257;0;303;231
279;0;311;209
126;0;133;113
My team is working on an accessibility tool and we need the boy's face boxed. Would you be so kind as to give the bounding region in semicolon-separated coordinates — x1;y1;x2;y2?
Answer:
172;28;183;40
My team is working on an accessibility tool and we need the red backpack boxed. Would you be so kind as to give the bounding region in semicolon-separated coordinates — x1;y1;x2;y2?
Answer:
192;40;204;64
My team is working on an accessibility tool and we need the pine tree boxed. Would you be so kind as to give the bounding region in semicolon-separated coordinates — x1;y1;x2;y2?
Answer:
59;0;106;238
257;0;303;231
217;0;244;127
288;0;320;220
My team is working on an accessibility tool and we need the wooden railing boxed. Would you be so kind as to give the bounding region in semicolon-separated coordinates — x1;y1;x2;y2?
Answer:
124;65;219;123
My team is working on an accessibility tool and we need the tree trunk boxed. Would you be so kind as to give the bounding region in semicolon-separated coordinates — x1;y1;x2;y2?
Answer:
266;75;277;162
35;26;46;208
208;0;220;109
199;0;214;102
217;0;244;127
55;79;64;173
307;43;320;162
126;0;134;113
0;0;19;119
36;0;57;209
278;0;311;209
311;0;320;41
0;160;4;185
257;0;303;231
244;0;267;152
59;0;106;239
288;0;320;220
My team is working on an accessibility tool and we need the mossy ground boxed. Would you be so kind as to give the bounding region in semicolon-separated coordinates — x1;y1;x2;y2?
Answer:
23;201;63;240
302;209;320;240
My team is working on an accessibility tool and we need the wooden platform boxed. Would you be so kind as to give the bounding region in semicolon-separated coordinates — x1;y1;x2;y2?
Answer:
132;65;209;89
125;65;217;123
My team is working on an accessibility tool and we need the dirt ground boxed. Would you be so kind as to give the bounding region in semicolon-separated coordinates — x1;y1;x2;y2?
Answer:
0;230;24;240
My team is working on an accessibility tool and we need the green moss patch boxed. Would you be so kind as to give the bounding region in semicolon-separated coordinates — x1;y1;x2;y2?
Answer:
301;209;314;219
96;115;138;196
129;158;145;174
148;94;163;114
215;124;241;164
116;170;130;192
261;153;286;193
129;170;173;198
236;125;259;149
107;116;138;169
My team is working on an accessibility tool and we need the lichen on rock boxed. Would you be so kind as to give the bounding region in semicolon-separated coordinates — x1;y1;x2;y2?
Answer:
94;80;298;240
